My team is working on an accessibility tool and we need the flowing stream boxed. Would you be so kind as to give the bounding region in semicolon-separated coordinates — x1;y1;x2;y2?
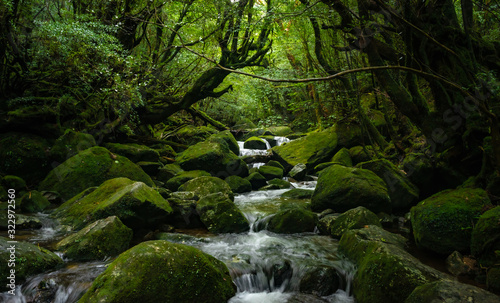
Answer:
1;136;356;303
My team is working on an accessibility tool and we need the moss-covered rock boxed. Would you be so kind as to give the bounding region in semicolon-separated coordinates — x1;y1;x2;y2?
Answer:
136;161;162;176
0;213;42;230
78;240;236;303
39;146;154;200
329;206;381;239
266;160;285;171
313;162;335;173
234;118;257;130
1;175;27;192
56;216;132;261
471;206;500;267
174;125;218;145
196;192;249;233
288;163;307;180
330;147;353;167
404;280;500;303
176;140;249;178
257;165;284;181
224;175;252;193
281;188;314;199
105;143;160;163
338;226;446;303
299;266;341;296
268;178;291;189
20;190;51;213
0;132;52;184
50;129;96;163
267;126;292;136
178;176;234;201
349;145;375;165
54;177;172;229
356;159;419;210
401;153;435;198
244;136;269;150
311;165;391;214
266;206;317;234
208;130;240;156
156;164;184;183
0;237;63;291
487;267;500;294
165;170;211;191
246;172;267;190
411;188;491;255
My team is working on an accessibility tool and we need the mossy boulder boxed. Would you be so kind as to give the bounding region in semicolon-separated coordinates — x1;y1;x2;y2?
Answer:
311;165;391;213
267;178;291;189
196;192;249;233
50;129;96;163
266;206;317;234
266;160;285;170
487;267;500;294
471;206;500;267
54;177;172;230
299;266;341;296
137;161;162;176
224;175;252;193
246;172;267;190
208;130;240;156
0;213;42;230
176;140;248;178
329;206;381;239
39;146;154;201
105;143;160;163
174;125;218;145
404;280;500;303
267;126;292;136
20;190;51;213
330;147;352;167
401;153;435;198
281;188;314;199
178;176;234;201
0;237;63;291
1;175;27;192
244;136;269;150
410;188;491;255
288;163;307;180
78;240;236;303
156;164;184;183
356;159;419;210
0;132;52;184
257;165;284;181
56;216;132;261
271;128;339;172
165;170;211;191
338;226;446;303
349;145;375;165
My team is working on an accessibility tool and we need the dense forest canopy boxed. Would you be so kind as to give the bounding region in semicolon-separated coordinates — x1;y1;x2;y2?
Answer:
1;0;500;184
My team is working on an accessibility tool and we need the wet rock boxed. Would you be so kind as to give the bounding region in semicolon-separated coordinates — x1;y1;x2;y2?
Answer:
266;160;285;170
288;163;307;180
224;175;252;194
244;136;268;150
178;176;234;201
270;260;293;290
267;178;291;189
0;237;63;291
471;205;500;267
1;175;27;192
266;206;317;234
258;165;284;180
173;125;218;145
50;129;96;163
136;161;161;176
281;188;314;199
246;172;267;190
20;190;51;213
411;188;491;255
156;163;184;183
404;280;500;303
267;126;292;136
317;214;340;235
154;232;208;244
196;192;249;233
329;206;381;239
54;177;172;230
445;251;473;276
311;165;391;214
0;213;42;230
165;170;211;191
39;146;154;200
356;159;419;210
299;266;341;296
167;198;203;229
105;143;160;163
286;293;328;303
348;145;375;165
339;225;447;303
330;147;352;167
78;240;236;303
56;216;132;261
208;130;240;156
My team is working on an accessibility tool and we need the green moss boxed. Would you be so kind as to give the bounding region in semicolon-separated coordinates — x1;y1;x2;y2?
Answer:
243;136;268;150
267;178;291;189
0;237;63;291
78;240;236;303
20;190;51;213
2;175;27;191
329;206;381;238
266;160;285;170
224;175;252;193
178;176;234;201
349;145;375;165
54;177;172;229
471;206;500;267
208;130;240;156
56;216;132;261
311;165;391;213
196;193;249;233
411;188;491;255
267;207;317;234
39;146;154;200
405;280;500;303
330;147;353;167
165;170;211;191
105;143;160;163
281;188;314;199
50;129;96;163
245;172;267;190
267;126;292;136
174;125;218;145
257;165;284;181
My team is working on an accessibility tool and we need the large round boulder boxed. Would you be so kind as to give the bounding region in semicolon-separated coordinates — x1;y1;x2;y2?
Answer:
165;170;211;191
244;136;269;150
208;130;240;156
224;175;252;193
54;177;172;229
196;192;249;233
311;165;391;213
471;206;500;267
257;165;284;181
55;216;132;261
405;280;500;303
105;143;160;163
178;176;234;201
50;129;96;163
266;205;317;234
39;146;154;200
329;206;381;239
78;240;236;303
411;188;491;255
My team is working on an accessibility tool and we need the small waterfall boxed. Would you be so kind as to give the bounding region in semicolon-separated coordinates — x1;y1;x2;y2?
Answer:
274;136;290;146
